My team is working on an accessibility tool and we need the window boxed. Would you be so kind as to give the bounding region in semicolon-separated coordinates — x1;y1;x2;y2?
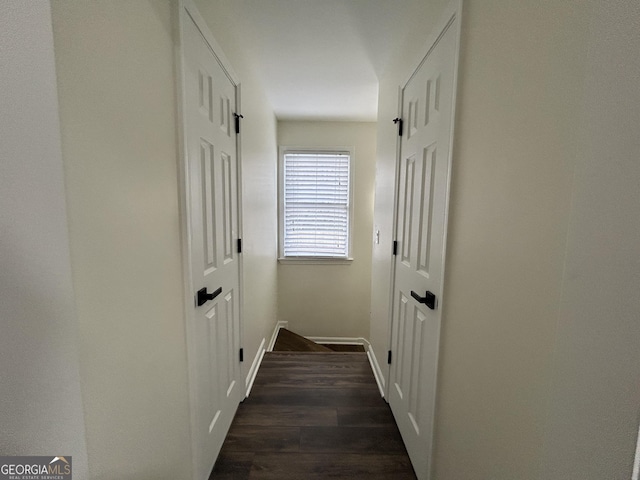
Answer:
279;147;353;260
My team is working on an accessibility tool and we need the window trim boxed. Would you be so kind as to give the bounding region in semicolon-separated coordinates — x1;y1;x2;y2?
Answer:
278;146;355;263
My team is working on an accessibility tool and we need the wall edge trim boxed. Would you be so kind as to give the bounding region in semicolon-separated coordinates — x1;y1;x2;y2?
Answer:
244;337;266;398
267;320;288;352
367;343;387;398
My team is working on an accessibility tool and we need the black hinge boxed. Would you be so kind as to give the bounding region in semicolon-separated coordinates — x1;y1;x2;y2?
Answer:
234;113;244;134
388;350;392;364
392;240;398;256
393;117;403;137
237;238;242;254
239;348;244;362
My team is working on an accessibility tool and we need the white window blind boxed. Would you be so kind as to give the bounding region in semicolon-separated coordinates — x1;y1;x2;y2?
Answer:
283;151;351;258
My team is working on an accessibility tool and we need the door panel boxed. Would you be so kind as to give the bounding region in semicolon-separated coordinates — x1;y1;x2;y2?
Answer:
182;8;242;479
388;11;459;480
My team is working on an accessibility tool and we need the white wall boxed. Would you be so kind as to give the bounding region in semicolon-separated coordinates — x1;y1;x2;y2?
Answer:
194;0;279;381
277;121;377;338
0;3;88;477
371;1;597;479
540;1;640;478
432;3;590;478
369;0;450;402
51;2;192;479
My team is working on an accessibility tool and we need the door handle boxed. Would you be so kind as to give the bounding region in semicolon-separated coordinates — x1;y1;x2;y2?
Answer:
197;286;222;307
410;290;436;310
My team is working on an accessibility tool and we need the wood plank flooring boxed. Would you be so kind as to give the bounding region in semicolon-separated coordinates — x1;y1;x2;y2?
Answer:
211;352;416;479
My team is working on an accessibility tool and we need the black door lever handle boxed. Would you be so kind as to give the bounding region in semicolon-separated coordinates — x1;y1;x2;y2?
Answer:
410;290;436;310
197;286;222;307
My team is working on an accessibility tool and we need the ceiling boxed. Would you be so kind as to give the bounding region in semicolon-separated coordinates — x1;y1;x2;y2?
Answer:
208;1;430;122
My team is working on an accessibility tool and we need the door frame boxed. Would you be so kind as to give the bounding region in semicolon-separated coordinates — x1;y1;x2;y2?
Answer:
174;1;245;478
385;0;462;475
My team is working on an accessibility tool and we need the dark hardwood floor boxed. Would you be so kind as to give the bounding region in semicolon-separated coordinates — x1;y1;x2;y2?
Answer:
211;352;416;479
323;343;366;353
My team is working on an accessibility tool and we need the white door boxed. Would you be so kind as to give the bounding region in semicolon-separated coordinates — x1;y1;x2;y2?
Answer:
388;8;460;480
180;5;243;479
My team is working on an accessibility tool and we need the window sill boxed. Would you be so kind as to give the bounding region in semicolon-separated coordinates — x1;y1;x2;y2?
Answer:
278;257;354;265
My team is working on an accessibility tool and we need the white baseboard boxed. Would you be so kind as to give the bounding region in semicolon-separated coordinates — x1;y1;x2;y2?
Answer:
305;336;367;345
245;337;265;398
267;320;288;352
367;344;386;398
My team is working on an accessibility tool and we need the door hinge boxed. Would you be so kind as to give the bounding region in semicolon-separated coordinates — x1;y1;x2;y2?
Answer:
237;238;242;254
239;348;244;362
234;113;244;134
392;240;398;256
393;117;403;137
388;350;392;364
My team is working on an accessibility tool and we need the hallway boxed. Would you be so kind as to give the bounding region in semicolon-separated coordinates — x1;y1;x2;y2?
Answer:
212;352;416;479
3;1;640;479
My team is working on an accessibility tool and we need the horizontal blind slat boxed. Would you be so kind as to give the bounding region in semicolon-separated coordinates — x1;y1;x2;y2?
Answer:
283;152;350;258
